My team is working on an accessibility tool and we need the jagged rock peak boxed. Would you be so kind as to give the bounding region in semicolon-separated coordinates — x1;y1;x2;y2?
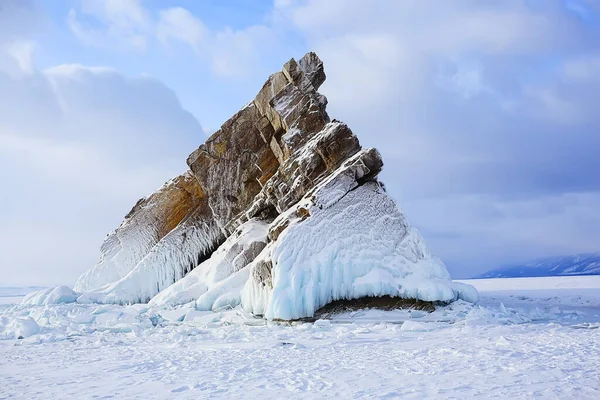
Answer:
73;52;478;318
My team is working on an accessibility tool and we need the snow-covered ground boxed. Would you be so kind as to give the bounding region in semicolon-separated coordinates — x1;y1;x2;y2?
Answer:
1;276;599;399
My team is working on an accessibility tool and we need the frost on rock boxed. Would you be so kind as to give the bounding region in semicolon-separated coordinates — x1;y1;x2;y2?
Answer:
84;209;224;305
72;52;477;317
74;171;206;292
149;219;269;310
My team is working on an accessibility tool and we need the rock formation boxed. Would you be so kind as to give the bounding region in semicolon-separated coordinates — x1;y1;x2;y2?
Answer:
74;52;477;319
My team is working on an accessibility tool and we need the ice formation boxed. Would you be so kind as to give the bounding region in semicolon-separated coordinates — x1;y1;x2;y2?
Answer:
74;171;208;293
21;286;78;307
149;219;270;310
63;52;477;319
242;178;477;320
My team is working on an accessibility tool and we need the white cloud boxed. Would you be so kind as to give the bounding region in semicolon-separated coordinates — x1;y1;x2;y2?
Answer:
0;39;36;77
210;25;275;77
276;0;560;52
157;7;207;51
563;54;600;82
521;85;583;124
436;61;491;99
67;0;151;50
0;44;203;286
67;1;282;78
154;7;280;78
0;1;40;77
404;191;600;277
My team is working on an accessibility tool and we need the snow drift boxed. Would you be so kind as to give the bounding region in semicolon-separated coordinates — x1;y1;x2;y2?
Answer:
60;52;477;319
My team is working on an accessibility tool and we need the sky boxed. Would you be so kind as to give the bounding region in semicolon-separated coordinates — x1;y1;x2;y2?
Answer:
1;0;599;286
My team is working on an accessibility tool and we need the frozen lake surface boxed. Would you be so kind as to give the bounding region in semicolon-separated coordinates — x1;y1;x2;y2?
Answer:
1;276;599;399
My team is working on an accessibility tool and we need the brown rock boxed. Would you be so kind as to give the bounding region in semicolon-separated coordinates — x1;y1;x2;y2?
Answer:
74;171;206;292
79;52;390;306
298;52;326;89
187;103;280;234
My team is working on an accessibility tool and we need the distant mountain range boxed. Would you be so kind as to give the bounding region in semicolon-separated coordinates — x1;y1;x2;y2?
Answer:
476;253;600;279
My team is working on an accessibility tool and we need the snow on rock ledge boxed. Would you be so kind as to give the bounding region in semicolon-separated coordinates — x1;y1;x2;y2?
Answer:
71;52;477;318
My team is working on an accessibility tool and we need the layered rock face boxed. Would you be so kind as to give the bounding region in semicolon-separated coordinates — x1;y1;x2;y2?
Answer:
74;53;477;318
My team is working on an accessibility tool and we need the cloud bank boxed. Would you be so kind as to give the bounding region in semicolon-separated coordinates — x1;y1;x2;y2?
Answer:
1;0;599;284
0;1;203;286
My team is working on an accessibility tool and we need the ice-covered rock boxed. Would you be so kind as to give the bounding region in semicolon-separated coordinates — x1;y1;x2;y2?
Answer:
149;219;269;309
240;147;478;319
8;317;40;339
74;171;206;292
73;52;477;319
241;178;472;320
21;286;78;306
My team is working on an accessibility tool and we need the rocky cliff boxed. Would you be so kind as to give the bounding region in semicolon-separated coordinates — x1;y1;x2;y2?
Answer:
74;53;477;319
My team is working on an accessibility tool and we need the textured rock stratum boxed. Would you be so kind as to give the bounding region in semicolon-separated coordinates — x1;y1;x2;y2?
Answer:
74;53;477;319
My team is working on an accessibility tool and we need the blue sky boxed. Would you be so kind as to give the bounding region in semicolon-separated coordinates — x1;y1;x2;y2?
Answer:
1;0;599;285
32;0;302;130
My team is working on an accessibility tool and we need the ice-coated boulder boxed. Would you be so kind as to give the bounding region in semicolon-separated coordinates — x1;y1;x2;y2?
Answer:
21;286;78;306
10;317;40;339
73;52;478;317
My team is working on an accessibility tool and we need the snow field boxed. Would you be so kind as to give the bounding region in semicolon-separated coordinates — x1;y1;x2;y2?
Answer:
1;276;599;399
